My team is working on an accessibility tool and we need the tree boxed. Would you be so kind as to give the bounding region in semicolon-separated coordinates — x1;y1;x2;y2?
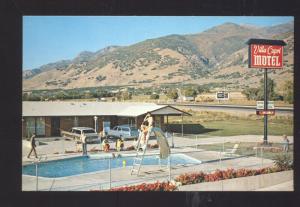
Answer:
55;91;68;100
116;91;132;101
283;80;293;104
166;89;178;100
197;85;210;94
257;78;282;101
183;87;197;98
150;94;159;99
243;78;282;101
242;88;260;100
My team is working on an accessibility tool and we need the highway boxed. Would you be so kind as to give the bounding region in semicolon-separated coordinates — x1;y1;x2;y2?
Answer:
158;102;293;115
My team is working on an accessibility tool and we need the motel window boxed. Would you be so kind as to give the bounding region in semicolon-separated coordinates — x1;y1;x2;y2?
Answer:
25;117;46;137
36;117;45;136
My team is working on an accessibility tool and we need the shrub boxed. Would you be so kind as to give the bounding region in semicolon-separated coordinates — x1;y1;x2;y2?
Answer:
273;153;293;170
175;167;288;186
107;181;177;191
150;94;159;99
175;172;205;185
166;89;178;100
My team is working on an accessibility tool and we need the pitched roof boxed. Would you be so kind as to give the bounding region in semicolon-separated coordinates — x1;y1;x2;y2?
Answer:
22;101;189;117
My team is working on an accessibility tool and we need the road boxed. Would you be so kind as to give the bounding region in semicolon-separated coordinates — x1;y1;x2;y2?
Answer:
159;103;293;115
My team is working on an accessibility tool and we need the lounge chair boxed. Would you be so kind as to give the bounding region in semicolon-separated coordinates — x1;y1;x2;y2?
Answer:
221;143;239;158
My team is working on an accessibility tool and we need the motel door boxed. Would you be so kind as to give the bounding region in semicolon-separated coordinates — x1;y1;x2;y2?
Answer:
51;117;60;136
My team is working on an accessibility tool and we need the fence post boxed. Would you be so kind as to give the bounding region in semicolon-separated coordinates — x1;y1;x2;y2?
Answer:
171;132;174;148
63;137;65;154
168;156;171;182
222;137;225;153
261;147;263;168
35;162;38;191
109;158;112;189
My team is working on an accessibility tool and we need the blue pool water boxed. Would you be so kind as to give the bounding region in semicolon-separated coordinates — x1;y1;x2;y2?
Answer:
22;154;200;178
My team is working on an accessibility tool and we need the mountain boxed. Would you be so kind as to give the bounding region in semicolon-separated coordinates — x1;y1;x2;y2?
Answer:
23;21;294;91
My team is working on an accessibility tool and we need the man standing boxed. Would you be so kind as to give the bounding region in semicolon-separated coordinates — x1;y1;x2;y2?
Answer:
282;134;289;152
27;133;38;158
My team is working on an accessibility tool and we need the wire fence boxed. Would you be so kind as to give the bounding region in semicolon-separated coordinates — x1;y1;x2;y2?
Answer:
22;133;291;191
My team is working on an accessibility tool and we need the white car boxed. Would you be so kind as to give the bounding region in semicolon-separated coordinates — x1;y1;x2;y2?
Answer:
107;125;139;140
62;127;100;144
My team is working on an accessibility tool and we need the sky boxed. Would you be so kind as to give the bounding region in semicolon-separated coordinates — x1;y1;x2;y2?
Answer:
23;16;294;70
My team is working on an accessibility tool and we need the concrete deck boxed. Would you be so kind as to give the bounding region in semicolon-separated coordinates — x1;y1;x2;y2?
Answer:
22;135;292;191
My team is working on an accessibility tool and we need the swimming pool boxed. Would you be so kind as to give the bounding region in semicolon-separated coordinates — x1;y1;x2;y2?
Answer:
22;154;201;178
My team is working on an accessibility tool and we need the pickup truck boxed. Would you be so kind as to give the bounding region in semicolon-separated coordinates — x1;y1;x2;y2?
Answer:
61;127;100;144
107;125;139;140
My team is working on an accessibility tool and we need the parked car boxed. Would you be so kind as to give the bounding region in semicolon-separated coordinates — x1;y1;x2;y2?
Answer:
61;127;100;144
107;125;139;140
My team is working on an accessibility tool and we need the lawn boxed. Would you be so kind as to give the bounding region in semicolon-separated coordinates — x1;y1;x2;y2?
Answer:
198;142;294;160
201;119;293;136
167;110;293;136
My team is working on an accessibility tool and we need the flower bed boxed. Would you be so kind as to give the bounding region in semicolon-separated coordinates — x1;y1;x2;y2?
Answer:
175;167;284;185
90;166;292;191
90;181;177;191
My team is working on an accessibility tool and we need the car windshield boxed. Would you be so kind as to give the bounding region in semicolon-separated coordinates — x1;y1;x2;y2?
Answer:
73;130;81;134
82;129;96;134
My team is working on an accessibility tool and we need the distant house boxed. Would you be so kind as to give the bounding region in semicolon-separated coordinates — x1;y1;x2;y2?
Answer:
22;101;190;138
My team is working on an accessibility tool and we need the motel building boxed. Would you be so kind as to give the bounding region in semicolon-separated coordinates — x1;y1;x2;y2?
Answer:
22;101;190;138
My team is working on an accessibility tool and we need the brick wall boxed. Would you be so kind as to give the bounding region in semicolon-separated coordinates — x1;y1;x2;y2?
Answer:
78;116;94;128
60;117;74;131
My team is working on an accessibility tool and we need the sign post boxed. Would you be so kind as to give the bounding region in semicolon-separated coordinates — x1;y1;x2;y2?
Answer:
263;69;268;144
247;39;286;144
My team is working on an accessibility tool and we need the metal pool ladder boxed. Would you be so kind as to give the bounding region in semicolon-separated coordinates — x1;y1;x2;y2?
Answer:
130;130;150;176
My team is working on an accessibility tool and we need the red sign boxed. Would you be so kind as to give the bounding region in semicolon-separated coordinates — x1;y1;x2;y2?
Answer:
249;44;284;69
256;110;275;115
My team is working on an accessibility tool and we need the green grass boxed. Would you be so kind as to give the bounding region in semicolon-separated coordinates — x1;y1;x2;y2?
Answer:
201;119;293;136
198;142;293;160
167;109;293;137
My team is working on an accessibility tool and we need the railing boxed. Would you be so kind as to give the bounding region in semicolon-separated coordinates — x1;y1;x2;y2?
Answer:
32;155;48;191
23;133;291;191
31;148;271;191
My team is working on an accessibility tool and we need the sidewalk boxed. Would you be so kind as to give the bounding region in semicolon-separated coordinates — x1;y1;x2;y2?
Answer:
255;180;293;191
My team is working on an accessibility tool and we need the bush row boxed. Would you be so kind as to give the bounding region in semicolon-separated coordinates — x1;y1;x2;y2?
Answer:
174;166;288;186
107;181;177;191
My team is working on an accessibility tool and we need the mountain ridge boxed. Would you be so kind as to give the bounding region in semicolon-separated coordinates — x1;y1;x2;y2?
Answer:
23;21;294;91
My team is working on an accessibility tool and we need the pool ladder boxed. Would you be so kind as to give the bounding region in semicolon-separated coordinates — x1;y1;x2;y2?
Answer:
130;130;150;176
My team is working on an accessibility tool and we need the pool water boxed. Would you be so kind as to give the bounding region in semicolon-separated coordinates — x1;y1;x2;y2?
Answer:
22;154;201;178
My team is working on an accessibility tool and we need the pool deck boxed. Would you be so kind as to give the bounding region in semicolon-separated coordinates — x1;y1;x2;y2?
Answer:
22;135;292;191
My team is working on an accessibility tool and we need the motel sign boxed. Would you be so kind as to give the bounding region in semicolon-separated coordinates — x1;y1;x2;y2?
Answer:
247;38;286;144
247;39;285;69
